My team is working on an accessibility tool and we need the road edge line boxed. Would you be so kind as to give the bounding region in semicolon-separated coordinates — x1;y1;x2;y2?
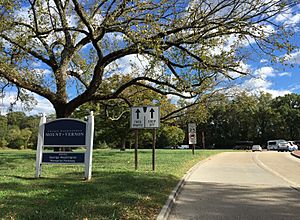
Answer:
253;154;300;190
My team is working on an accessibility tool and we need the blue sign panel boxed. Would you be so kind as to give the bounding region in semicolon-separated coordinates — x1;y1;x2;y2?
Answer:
42;153;85;163
44;119;86;146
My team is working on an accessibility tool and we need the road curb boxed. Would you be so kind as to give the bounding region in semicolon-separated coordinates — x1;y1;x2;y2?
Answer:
156;153;222;220
291;151;300;159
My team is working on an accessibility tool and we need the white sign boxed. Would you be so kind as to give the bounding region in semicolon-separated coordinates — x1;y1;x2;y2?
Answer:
188;123;197;133
188;123;197;144
189;133;197;145
130;106;160;129
35;112;94;180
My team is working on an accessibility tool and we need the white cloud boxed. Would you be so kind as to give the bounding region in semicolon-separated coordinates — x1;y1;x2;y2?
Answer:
286;49;300;64
0;92;54;116
233;65;292;98
260;59;268;63
264;89;291;98
240;77;291;98
243;77;272;91
105;54;151;77
275;8;293;22
92;14;104;26
227;61;251;79
278;72;291;77
31;62;42;68
29;95;55;116
276;9;300;27
254;66;276;78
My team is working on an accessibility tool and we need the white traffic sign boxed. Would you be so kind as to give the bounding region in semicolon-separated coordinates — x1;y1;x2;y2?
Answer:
131;107;145;128
189;133;197;144
130;106;160;129
188;123;197;133
188;123;197;144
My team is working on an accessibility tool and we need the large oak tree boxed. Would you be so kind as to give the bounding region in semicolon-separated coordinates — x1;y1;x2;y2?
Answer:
0;0;297;117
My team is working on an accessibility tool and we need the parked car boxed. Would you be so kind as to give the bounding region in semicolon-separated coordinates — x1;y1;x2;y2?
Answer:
252;145;262;152
178;145;189;149
267;139;286;150
288;141;298;152
277;141;289;152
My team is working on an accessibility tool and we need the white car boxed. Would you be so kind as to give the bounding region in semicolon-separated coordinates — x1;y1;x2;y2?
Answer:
178;145;189;149
252;145;262;152
288;141;298;152
278;141;289;152
267;139;286;150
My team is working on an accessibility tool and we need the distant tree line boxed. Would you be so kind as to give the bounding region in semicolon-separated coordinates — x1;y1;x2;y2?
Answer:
202;92;300;149
0;112;40;149
1;92;300;150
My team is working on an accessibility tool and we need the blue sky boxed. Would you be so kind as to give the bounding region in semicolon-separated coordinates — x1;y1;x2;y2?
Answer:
0;1;300;116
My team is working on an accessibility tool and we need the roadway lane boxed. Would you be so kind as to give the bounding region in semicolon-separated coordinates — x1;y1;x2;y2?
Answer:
168;152;300;220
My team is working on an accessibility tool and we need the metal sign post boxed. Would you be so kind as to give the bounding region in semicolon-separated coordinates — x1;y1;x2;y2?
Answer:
130;106;160;171
152;129;157;171
202;131;205;149
135;129;139;170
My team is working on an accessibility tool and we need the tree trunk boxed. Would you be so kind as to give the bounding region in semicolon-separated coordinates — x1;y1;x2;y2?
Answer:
54;103;72;118
53;103;72;152
120;136;126;151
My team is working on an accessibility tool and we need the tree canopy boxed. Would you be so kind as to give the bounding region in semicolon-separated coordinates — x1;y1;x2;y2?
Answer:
0;0;298;117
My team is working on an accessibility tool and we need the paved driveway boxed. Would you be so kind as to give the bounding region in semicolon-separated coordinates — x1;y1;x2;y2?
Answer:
168;152;300;220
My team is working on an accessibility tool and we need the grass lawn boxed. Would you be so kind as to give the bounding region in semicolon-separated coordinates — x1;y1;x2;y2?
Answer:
0;149;224;220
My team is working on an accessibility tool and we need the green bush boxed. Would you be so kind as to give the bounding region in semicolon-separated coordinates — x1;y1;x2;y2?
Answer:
159;126;185;147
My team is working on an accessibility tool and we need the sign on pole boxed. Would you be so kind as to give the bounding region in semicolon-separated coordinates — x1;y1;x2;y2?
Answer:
35;112;94;180
188;123;197;145
130;106;160;171
188;123;197;134
130;106;160;129
189;133;197;145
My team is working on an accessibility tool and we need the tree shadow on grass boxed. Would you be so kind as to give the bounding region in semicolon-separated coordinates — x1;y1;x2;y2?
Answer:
0;170;178;220
0;152;35;168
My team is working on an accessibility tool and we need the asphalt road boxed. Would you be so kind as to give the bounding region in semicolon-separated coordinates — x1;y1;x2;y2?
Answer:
168;151;300;220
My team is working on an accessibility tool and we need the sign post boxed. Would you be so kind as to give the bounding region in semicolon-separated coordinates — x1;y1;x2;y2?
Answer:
35;113;46;178
135;129;138;170
202;131;205;149
188;123;197;155
85;111;94;180
152;129;157;171
35;112;94;180
130;106;160;170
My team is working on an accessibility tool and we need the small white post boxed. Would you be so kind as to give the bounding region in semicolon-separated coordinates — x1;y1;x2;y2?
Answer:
85;111;94;180
35;113;46;178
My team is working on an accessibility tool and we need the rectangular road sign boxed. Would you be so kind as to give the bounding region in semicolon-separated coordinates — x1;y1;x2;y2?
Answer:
42;152;85;164
189;133;197;144
188;123;197;133
188;123;197;145
131;107;145;128
130;106;160;129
